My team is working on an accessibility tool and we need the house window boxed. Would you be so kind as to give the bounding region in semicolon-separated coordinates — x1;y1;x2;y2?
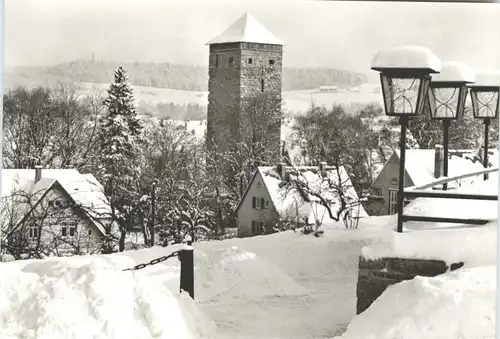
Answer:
388;189;398;215
256;198;262;209
248;58;253;64
372;187;382;197
390;178;398;185
62;222;77;237
261;79;265;92
229;56;234;65
269;59;275;65
215;55;219;68
29;225;38;239
88;229;92;236
252;197;266;209
251;221;265;235
69;224;77;237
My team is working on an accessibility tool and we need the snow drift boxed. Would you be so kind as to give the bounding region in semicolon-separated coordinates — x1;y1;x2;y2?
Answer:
338;266;495;339
0;255;215;339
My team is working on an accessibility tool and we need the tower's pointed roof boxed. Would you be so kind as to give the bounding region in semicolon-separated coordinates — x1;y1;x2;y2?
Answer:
206;12;284;46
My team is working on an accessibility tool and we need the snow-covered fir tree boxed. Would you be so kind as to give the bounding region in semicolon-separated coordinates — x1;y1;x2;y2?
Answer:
94;66;144;252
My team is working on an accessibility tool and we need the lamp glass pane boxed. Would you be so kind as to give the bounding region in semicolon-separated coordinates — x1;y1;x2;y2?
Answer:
416;76;431;115
430;87;460;119
471;90;499;119
381;75;421;115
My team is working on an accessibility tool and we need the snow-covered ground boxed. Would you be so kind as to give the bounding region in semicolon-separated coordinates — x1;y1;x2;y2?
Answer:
0;174;497;339
339;265;496;339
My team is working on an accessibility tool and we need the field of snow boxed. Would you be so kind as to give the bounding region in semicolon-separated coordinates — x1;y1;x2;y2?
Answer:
79;82;383;114
0;175;497;339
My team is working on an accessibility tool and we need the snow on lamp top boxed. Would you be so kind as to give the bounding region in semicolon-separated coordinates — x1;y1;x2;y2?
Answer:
431;61;475;84
468;71;500;88
371;45;441;73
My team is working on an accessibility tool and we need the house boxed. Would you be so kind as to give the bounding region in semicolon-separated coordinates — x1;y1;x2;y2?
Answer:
0;167;117;257
319;85;339;93
235;162;368;237
367;145;497;216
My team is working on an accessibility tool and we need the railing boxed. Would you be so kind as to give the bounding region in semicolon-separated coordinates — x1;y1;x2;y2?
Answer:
402;168;498;226
122;244;195;299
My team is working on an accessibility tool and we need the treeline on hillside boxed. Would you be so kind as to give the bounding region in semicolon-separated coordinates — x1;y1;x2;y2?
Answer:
138;100;206;120
4;60;367;92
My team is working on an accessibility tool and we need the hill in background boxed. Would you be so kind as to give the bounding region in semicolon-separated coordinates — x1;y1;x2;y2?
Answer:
4;60;368;92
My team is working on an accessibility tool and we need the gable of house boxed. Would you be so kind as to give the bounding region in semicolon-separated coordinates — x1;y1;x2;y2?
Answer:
1;169;113;255
371;152;415;191
237;165;368;236
236;170;281;237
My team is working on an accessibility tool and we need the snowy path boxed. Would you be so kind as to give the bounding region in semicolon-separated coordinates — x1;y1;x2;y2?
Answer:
193;235;375;339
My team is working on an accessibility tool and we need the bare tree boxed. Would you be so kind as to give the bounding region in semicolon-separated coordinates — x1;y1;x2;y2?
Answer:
2;84;102;170
276;165;366;233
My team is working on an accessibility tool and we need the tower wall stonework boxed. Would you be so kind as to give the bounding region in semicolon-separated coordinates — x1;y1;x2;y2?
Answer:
206;42;283;165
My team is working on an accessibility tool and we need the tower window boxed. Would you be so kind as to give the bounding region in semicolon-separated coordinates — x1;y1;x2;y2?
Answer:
269;59;275;65
215;55;219;68
248;58;253;64
261;79;265;92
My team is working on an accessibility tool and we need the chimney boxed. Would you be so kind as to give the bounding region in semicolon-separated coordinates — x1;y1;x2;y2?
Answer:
434;145;444;179
319;161;327;176
277;163;286;179
34;165;43;183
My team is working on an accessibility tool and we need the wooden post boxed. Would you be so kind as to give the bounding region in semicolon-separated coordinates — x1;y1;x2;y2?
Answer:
179;248;195;299
151;181;156;247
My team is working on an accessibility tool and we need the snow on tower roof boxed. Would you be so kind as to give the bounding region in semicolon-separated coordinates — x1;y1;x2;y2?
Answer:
371;45;441;73
431;61;475;83
206;12;284;46
468;71;500;87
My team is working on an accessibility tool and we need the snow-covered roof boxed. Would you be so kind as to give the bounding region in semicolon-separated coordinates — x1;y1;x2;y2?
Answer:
371;45;441;73
1;169;110;236
431;61;475;83
392;149;493;187
251;165;368;224
206;12;284;46
468;71;500;88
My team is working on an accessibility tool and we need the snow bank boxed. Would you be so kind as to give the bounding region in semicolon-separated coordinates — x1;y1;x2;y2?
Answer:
194;245;308;301
362;222;496;266
337;266;495;339
0;255;214;339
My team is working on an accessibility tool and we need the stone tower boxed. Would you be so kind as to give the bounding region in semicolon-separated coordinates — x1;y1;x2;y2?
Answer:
205;13;284;168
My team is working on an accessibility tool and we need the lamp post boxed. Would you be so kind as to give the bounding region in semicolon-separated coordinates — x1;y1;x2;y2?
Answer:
469;71;500;181
428;61;475;190
371;45;441;233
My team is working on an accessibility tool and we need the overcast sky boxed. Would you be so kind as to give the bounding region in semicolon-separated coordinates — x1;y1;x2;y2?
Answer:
5;0;500;75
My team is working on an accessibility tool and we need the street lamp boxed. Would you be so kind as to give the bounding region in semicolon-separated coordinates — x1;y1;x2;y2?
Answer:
371;45;441;233
468;71;500;180
428;61;475;190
